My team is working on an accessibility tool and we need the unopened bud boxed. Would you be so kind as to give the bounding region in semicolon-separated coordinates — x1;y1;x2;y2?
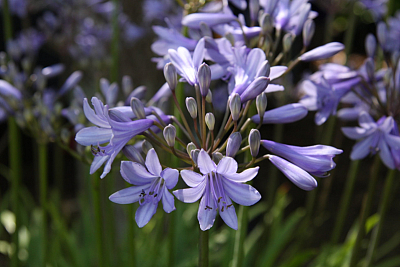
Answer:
205;113;215;131
126;86;146;105
283;33;294;53
164;63;177;90
123;145;145;165
197;63;211;96
191;149;200;166
365;58;375;81
365;34;376;58
302;19;315;47
122;75;133;96
206;89;212;103
259;13;273;34
200;22;212;37
249;129;261;157
163;124;176;147
225;32;235;46
142;140;153;155
212;152;223;164
187;142;196;156
256;92;267;121
226;132;242;158
130;97;146;119
377;22;386;48
229;93;241;121
249;0;259;22
186;97;197;119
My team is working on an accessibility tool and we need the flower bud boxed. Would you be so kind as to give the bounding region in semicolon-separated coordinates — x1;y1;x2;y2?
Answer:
226;132;242;157
377;22;386;48
123;145;145;165
130;97;146;119
206;89;212;103
186;97;197;119
191;149;200;166
200;22;212;37
249;0;259;22
163;124;176;147
212;152;224;164
283;33;294;53
187;142;196;156
365;34;376;58
61;128;70;144
249;129;261;157
256;92;267;121
197;63;211;96
126;86;147;105
164;63;177;90
205;113;215;131
229;93;241;121
365;58;375;81
259;13;273;34
302;19;315;47
142;140;153;155
122;75;133;96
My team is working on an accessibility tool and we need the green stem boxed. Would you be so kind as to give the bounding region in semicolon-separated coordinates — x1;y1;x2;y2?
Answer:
127;204;136;267
364;169;398;267
331;160;360;244
38;143;48;266
349;156;381;267
92;173;105;267
111;0;119;82
344;3;357;62
168;209;175;267
199;230;209;267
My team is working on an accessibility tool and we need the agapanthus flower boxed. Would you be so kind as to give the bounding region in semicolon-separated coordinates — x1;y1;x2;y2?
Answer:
342;112;400;169
173;150;261;231
109;148;179;227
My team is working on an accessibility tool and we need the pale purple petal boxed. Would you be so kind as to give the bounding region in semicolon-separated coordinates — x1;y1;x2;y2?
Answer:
83;98;110;128
193;38;205;69
182;13;237;29
218;196;238;230
300;42;344;61
385;134;400;149
197;150;216;174
269;66;287;80
109;184;150;204
379;138;395;169
264;84;284;93
240;77;270;102
90;155;110;175
342;127;370;140
350;134;377;160
161;168;179;189
222;167;259;182
120;161;157;185
216;157;238;174
75;127;112;146
222;178;261;205
135;202;158;228
197;188;217;231
173;181;206;203
180;170;205;187
252;103;308;124
145;148;162;176
162;188;176;213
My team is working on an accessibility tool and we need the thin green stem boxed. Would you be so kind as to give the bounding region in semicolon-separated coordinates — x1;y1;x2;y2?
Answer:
364;169;398;267
349;156;381;267
331;160;360;244
127;202;136;267
38;143;48;266
92;173;105;267
199;230;209;267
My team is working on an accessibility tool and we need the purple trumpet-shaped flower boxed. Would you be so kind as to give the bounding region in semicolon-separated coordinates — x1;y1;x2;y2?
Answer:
109;149;179;228
251;103;308;124
342;112;400;169
299;42;344;62
181;13;237;29
173;150;261;231
261;140;342;177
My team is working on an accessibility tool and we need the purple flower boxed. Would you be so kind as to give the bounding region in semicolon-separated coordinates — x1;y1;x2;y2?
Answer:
251;103;308;124
300;42;344;61
173;150;261;230
342;112;400;169
261;140;342;177
109;149;179;228
181;13;237;29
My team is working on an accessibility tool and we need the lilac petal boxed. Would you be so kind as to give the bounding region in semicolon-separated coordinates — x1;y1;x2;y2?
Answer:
300;42;344;61
282;144;343;155
385;134;400;149
350;133;377;160
219;196;238;230
315;106;332;125
269;155;317;191
75;127;112;146
182;13;237;29
216;157;238;175
173;181;206;203
252;104;308;124
181;170;205;187
380;117;394;133
59;71;83;96
240;77;270;103
269;66;287;80
162;188;176;213
148;83;172;105
222;178;261;205
109;184;150;204
342;127;370;140
198;189;217;231
145;148;162;176
379;138;395;169
120;161;157;185
264;84;284;93
358;111;376;129
0;80;22;99
222;167;259;182
42;64;65;78
90;155;110;175
193;38;205;69
197;150;216;174
135;202;158;228
161;168;179;189
83;98;110;128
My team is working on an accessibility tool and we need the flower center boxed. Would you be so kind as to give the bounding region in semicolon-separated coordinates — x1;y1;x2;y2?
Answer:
139;178;164;205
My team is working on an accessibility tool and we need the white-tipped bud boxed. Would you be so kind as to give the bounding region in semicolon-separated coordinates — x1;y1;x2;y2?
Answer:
256;92;268;121
206;89;212;103
302;19;315;47
163;124;176;147
191;149;200;166
212;152;224;164
187;142;196;156
365;34;376;58
123;145;145;165
283;33;294;53
186;97;198;119
226;132;242;158
122;75;133;96
142;140;153;155
197;63;211;96
130;97;146;119
249;129;261;157
229;93;241;121
205;113;215;131
164;63;177;90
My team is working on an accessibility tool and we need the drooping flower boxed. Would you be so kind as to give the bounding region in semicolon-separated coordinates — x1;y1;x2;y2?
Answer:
173;150;261;231
109;148;179;228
